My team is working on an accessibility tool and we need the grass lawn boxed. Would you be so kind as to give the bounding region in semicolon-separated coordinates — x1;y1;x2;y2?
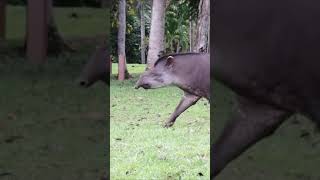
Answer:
6;5;108;40
0;6;108;179
213;81;320;180
0;57;107;179
110;64;210;179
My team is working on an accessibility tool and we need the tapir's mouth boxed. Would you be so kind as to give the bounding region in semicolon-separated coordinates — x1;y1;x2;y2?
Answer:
79;80;90;87
77;78;91;88
135;83;151;89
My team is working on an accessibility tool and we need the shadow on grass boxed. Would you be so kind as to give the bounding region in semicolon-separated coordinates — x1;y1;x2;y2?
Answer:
0;54;107;179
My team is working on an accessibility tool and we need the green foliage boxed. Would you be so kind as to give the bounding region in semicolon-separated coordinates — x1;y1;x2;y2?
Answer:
7;0;101;7
111;0;199;63
165;0;195;53
110;0;145;64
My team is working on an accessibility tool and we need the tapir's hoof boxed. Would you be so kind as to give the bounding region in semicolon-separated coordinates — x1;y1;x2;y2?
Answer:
163;122;174;128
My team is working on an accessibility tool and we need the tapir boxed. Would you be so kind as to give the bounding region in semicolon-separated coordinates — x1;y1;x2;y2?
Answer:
77;44;110;87
135;53;210;127
212;0;320;178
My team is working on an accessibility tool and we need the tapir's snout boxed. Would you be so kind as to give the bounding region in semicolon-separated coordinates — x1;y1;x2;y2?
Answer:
134;79;141;89
134;84;140;89
135;83;151;89
134;78;151;89
76;77;91;88
134;76;143;89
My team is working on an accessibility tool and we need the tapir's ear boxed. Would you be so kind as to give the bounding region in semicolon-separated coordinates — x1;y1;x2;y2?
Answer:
165;56;175;67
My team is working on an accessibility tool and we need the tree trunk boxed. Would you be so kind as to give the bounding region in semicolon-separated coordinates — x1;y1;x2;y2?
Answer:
192;20;197;50
26;0;48;65
118;0;130;80
194;0;209;52
0;0;6;41
176;40;180;53
207;15;210;53
146;0;166;69
47;0;74;54
140;1;146;64
189;17;193;52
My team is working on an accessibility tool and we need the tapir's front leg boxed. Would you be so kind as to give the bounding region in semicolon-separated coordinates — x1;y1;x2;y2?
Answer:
212;96;292;178
164;92;200;128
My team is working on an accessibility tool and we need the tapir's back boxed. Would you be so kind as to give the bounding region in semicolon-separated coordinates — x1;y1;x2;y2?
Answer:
173;53;210;99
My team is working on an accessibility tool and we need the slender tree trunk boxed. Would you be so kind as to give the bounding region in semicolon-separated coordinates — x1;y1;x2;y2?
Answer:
118;0;126;80
176;41;180;53
189;17;193;52
0;0;6;40
207;15;210;53
194;0;209;52
26;0;48;64
25;0;73;55
140;1;146;64
192;20;197;50
146;0;166;69
166;0;171;9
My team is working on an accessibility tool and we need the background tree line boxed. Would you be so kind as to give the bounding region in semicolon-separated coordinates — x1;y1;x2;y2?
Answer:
7;0;107;7
111;0;209;65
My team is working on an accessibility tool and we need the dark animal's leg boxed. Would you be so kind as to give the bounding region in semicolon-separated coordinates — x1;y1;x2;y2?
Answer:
164;93;200;128
212;96;291;178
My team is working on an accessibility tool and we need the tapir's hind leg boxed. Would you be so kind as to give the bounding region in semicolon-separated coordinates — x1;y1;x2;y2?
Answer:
212;96;292;178
164;92;200;128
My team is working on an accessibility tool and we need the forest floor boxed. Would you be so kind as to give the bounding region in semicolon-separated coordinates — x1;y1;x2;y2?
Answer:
110;64;210;179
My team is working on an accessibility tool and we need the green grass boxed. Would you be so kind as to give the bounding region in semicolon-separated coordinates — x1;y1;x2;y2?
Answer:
213;81;320;180
0;6;108;179
0;56;107;179
110;64;210;179
6;5;108;40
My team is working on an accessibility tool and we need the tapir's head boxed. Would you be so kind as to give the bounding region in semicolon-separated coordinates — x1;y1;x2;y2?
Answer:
135;56;177;89
77;45;109;88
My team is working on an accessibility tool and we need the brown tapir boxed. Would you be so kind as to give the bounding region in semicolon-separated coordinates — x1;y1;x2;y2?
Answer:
77;43;110;87
212;0;320;178
135;53;210;127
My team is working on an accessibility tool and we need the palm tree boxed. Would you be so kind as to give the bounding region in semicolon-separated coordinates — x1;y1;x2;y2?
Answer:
146;0;167;69
140;0;146;64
